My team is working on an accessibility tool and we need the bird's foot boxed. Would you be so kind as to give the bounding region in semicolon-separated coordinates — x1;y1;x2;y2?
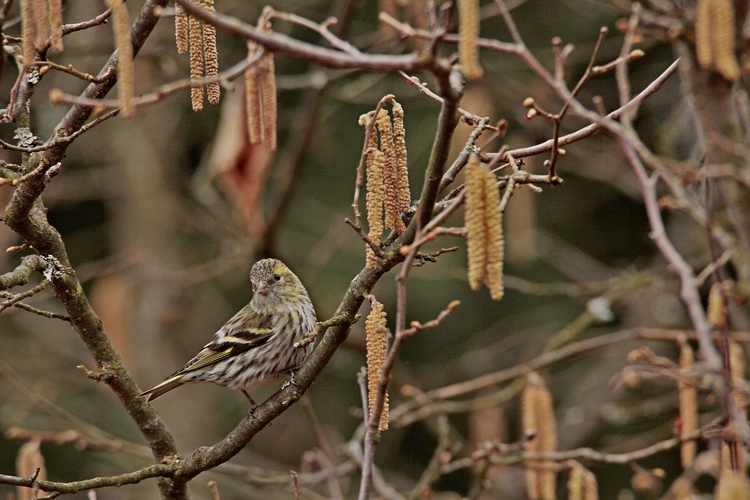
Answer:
241;389;260;416
282;369;301;390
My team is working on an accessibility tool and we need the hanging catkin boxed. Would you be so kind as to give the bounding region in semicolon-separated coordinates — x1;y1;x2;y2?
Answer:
677;334;698;469
365;296;389;431
568;462;597;500
49;0;63;52
377;108;406;234
31;0;48;52
365;146;386;270
482;171;504;301
21;0;36;66
465;154;504;299
258;51;277;151
202;0;220;105
465;155;487;291
457;0;483;80
522;372;558;500
188;12;204;112
245;43;263;145
106;0;135;117
392;102;411;214
175;4;188;54
694;0;740;81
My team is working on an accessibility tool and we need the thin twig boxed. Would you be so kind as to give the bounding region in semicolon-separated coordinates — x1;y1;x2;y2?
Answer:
300;397;345;500
0;111;119;153
618;142;720;370
379;11;518;56
32;61;105;83
439;117;491;192
548;27;608;183
265;7;361;56
399;72;497;130
443;429;710;473
359;216;460;499
49;57;260;112
0;163;46;185
0;280;50;313
62;8;112;35
345;218;386;257
405;415;453;499
5;300;70;321
485;60;680;162
290;471;300;500
616;5;640;122
389;328;748;426
399;227;467;256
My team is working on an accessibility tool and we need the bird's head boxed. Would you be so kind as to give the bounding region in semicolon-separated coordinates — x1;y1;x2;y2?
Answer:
249;258;306;309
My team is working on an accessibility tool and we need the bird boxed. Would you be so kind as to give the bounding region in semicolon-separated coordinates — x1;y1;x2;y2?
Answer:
138;258;317;407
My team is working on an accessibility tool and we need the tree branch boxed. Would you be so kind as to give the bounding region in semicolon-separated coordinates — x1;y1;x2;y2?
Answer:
3;1;183;498
0;254;46;290
390;328;749;427
0;464;175;496
175;0;428;72
413;68;461;232
485;59;680;163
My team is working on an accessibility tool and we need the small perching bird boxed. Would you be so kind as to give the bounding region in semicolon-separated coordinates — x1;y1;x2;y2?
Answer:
138;259;317;407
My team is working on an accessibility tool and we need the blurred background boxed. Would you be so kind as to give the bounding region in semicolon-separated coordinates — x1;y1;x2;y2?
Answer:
0;0;746;498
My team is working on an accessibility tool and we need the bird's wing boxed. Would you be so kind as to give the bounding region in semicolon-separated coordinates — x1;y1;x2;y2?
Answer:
223;327;275;346
176;327;275;375
138;313;277;401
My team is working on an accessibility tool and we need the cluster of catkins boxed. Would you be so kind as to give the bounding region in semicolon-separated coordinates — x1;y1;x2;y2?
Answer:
361;99;411;270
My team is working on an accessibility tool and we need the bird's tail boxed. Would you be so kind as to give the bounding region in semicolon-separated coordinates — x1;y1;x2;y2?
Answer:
137;375;185;402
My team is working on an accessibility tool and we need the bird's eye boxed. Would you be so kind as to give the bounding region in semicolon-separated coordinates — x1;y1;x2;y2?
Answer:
273;273;281;281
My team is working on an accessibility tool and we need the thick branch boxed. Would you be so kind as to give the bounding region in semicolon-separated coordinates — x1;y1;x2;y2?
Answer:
414;69;461;231
3;1;182;498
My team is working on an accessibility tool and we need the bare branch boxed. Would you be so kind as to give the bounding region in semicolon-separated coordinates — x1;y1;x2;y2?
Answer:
32;61;105;83
412;68;461;232
48;57;259;112
0;464;175;495
390;328;748;427
398;72;498;130
485;58;679;163
3;1;185;497
0;279;50;313
444;430;709;473
0;255;46;290
175;0;427;72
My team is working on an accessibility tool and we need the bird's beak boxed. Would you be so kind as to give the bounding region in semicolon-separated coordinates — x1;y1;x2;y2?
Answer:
257;281;270;295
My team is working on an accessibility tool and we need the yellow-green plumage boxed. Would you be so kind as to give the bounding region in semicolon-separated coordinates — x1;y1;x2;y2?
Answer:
138;259;317;403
